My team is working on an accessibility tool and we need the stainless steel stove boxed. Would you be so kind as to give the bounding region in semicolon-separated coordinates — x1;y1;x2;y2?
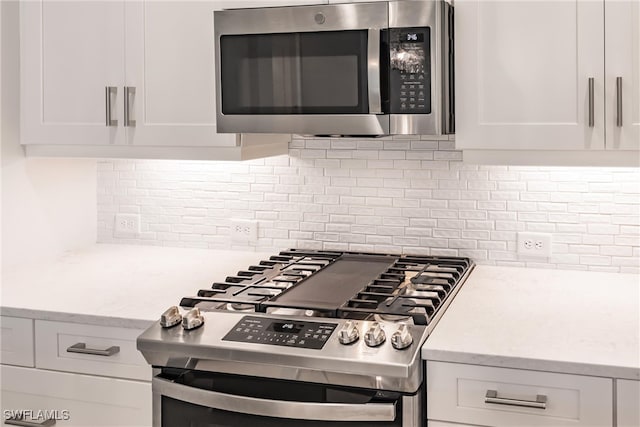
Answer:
137;249;474;427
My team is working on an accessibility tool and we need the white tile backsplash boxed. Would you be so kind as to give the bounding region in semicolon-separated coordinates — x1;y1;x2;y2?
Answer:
97;137;640;273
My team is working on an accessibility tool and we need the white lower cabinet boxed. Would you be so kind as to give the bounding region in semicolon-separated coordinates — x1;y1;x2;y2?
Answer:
426;361;613;427
0;317;152;426
35;320;150;381
0;316;35;367
617;379;640;427
1;365;151;426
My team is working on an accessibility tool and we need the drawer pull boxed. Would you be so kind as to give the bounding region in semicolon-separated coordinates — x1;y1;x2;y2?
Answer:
66;342;120;357
616;76;623;127
485;390;547;410
5;415;56;426
588;77;595;127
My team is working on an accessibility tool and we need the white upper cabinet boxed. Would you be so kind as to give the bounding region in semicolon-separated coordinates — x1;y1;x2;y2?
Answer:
21;1;126;146
124;1;236;148
20;0;290;160
455;0;639;166
455;0;605;151
605;0;640;151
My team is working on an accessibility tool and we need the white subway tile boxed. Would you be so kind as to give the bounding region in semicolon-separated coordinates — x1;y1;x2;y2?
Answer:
352;150;379;160
406;151;435;160
478;241;507;250
437;219;464;229
487;211;516;221
462;230;491;240
326;223;351;233
495;221;525;231
587;223;620;234
366;235;393;245
376;226;405;236
101;144;639;274
525;222;555;232
357;140;384;150
330;140;358;149
410;141;438;150
580;255;612;266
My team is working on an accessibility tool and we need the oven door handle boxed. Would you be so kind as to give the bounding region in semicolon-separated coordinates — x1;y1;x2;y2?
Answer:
153;376;396;422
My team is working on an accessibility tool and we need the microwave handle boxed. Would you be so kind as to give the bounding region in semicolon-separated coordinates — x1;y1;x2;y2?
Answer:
153;376;395;422
368;28;382;114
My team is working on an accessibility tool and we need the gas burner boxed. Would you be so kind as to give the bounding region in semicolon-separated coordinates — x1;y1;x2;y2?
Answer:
374;313;412;323
227;303;256;312
177;250;473;327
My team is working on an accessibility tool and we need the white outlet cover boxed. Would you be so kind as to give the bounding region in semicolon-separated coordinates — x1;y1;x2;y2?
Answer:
230;219;258;243
114;213;141;238
517;232;552;258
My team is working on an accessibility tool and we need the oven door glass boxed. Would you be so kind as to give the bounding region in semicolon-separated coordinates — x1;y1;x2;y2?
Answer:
156;371;404;427
219;30;369;115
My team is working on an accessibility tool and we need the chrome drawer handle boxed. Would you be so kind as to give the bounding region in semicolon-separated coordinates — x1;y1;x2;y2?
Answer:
616;76;623;127
485;389;547;410
123;86;136;127
5;415;56;426
66;342;120;357
105;86;118;127
588;77;595;128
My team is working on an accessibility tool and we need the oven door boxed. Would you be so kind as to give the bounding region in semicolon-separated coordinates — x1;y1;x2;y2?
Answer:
214;2;389;136
152;370;421;427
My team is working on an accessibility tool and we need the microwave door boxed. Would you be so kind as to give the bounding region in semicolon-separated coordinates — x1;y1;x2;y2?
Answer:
214;3;389;136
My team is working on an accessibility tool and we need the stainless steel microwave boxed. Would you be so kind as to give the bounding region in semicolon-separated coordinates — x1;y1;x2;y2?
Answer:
214;1;453;137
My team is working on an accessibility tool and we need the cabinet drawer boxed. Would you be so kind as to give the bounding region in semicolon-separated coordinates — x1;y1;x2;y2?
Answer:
35;320;150;381
1;365;151;426
617;379;640;427
426;361;613;427
1;316;34;367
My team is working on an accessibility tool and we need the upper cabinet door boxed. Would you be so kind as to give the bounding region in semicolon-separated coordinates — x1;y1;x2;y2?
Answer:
455;0;605;151
124;1;236;147
21;1;126;145
605;0;640;150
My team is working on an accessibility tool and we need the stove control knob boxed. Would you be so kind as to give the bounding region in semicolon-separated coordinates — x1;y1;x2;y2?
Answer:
160;306;182;328
182;308;204;330
364;322;386;347
338;320;359;345
391;324;413;350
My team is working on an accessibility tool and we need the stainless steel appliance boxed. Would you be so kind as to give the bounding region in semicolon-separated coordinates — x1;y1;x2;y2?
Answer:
214;1;454;136
138;250;473;426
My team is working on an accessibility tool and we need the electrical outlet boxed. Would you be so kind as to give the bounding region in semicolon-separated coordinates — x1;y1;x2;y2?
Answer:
517;232;552;258
230;219;258;243
114;213;141;238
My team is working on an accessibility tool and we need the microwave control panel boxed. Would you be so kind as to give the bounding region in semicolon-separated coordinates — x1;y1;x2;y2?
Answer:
389;27;431;114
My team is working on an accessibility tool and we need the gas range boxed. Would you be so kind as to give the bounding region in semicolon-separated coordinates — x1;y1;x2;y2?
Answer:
137;250;474;394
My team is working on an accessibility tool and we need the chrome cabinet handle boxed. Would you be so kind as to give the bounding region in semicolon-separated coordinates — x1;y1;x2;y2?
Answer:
485;389;547;410
66;342;120;357
588;77;595;128
5;415;56;426
616;76;622;127
123;86;136;127
105;86;118;127
153;376;395;421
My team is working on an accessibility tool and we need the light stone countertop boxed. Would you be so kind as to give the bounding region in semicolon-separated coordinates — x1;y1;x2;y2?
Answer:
422;265;640;380
1;244;273;329
3;246;639;380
